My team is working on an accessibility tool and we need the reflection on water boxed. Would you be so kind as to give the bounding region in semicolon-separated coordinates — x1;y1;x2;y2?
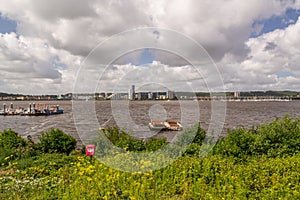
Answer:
1;100;300;145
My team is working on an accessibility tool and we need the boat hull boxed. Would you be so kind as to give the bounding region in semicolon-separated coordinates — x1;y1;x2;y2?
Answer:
148;120;183;131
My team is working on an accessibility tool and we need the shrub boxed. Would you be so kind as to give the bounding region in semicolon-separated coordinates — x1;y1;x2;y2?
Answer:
213;128;255;158
173;124;206;156
213;115;300;158
0;129;26;149
145;137;168;152
250;115;300;157
37;129;76;155
98;126;168;153
0;129;27;164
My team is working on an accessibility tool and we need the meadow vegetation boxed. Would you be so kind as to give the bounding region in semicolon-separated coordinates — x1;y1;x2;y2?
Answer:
1;115;300;199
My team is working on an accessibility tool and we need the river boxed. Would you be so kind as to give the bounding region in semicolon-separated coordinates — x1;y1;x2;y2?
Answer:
1;100;300;144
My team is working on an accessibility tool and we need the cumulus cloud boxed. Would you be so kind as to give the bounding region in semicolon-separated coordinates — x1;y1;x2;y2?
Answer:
94;61;207;93
221;16;300;91
0;32;80;94
0;0;300;93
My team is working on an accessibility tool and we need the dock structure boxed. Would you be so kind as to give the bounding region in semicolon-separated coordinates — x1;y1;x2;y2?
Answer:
0;102;64;116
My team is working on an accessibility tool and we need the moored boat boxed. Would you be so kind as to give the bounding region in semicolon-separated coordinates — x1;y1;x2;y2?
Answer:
148;120;167;131
1;103;64;116
164;120;183;131
149;120;183;131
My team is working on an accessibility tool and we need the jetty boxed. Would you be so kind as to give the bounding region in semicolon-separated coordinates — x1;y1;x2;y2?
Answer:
0;102;64;116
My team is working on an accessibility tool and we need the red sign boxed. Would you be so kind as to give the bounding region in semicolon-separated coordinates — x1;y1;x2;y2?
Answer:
86;144;96;156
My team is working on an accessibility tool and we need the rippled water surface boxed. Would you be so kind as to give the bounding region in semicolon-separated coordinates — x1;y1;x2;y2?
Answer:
1;100;300;144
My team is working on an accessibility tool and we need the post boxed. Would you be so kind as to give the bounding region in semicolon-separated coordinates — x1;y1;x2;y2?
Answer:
3;103;6;114
85;144;96;161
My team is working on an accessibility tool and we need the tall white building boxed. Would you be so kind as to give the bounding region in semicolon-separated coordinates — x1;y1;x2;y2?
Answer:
128;85;135;100
234;91;240;98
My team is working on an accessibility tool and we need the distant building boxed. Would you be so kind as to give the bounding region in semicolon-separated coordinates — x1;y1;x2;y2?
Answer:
152;92;158;100
167;90;175;99
158;92;167;100
16;96;25;101
126;86;177;100
234;91;240;98
112;93;121;100
137;92;149;100
128;85;135;100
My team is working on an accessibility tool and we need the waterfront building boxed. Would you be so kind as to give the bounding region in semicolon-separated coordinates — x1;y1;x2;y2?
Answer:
137;92;149;100
128;85;135;100
234;91;241;98
167;90;175;99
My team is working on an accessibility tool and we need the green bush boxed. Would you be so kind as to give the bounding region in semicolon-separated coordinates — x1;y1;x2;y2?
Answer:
37;129;76;155
213;115;300;158
0;129;26;149
171;123;206;156
0;129;27;164
250;115;300;157
101;126;168;153
145;137;167;151
213;128;255;158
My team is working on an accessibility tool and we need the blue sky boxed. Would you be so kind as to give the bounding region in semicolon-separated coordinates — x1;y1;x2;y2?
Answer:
251;8;300;37
136;49;155;65
0;15;16;34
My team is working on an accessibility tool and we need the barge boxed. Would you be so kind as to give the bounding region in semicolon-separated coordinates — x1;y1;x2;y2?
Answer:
0;103;64;116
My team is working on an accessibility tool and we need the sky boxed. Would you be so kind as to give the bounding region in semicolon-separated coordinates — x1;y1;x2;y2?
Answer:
0;0;300;94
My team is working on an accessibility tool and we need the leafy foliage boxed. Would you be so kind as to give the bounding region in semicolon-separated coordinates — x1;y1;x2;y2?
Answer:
0;129;27;165
38;129;76;155
1;153;300;199
213;115;300;158
0;129;77;168
1;116;300;199
101;126;168;152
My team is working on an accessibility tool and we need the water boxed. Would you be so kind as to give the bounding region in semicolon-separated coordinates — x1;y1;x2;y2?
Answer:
1;100;300;144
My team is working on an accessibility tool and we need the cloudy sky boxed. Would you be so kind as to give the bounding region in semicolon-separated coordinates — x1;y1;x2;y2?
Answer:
0;0;300;94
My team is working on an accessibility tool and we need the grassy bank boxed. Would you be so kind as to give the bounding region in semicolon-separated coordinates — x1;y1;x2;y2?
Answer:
1;115;300;199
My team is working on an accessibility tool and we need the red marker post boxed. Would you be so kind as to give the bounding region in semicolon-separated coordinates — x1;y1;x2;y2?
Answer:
85;144;96;160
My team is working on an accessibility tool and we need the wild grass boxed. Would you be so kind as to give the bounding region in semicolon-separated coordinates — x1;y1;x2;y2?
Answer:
1;115;300;199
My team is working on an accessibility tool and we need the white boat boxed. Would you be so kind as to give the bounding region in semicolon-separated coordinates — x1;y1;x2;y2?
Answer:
148;120;183;131
148;120;167;131
164;120;183;131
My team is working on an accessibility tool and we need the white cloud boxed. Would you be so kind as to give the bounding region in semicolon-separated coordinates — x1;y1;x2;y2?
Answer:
0;32;80;94
94;61;207;93
0;0;299;93
221;16;300;91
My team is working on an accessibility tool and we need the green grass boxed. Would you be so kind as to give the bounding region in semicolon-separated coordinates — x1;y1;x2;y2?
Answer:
1;154;299;199
1;115;300;199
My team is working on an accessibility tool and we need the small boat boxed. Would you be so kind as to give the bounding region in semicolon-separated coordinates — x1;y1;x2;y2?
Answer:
164;120;183;131
46;105;64;115
148;120;167;131
149;120;183;131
